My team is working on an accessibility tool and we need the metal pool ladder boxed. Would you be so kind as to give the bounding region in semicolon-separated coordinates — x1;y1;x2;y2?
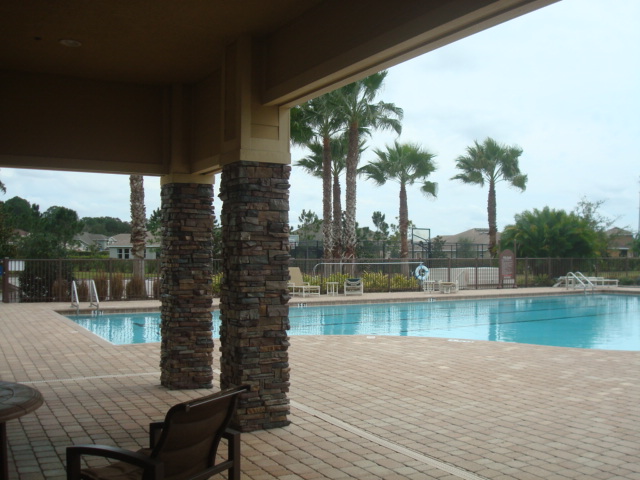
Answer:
70;280;101;314
556;272;595;294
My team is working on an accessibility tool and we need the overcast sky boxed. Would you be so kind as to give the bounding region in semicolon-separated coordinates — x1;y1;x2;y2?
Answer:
2;0;639;237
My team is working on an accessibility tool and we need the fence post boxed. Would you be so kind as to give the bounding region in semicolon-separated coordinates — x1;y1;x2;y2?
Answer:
2;258;8;303
474;257;478;290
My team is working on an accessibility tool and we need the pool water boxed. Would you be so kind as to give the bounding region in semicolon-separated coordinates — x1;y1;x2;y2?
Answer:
67;294;640;350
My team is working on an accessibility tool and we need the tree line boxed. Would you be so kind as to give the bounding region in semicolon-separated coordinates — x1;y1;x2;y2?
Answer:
0;185;164;259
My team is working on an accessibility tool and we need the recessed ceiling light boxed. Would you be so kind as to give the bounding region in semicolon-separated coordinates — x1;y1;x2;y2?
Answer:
59;38;82;48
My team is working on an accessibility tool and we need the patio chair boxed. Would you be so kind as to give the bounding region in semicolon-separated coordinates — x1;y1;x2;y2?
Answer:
66;385;249;480
288;267;320;297
344;278;363;296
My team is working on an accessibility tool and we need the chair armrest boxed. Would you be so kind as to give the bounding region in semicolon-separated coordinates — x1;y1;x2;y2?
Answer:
66;445;164;480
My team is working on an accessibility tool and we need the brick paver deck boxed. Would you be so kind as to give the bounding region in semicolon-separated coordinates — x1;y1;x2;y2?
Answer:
1;288;639;479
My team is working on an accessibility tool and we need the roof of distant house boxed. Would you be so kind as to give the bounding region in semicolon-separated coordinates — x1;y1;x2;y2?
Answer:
75;232;110;244
436;228;498;245
110;232;160;247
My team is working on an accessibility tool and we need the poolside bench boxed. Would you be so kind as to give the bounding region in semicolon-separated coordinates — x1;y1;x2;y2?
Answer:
586;277;619;287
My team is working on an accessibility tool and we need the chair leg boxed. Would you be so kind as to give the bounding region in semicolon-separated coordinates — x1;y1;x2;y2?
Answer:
66;448;81;480
226;429;241;480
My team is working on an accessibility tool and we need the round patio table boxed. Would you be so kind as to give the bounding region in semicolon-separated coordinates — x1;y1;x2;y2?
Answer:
0;381;43;479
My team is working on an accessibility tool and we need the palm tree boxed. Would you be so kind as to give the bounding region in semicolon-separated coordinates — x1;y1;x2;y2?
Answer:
451;137;527;257
291;92;342;259
360;141;437;259
335;71;403;259
500;207;597;258
129;175;147;296
295;136;348;257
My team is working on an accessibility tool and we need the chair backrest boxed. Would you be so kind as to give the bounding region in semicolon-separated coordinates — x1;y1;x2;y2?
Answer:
289;267;304;286
345;278;361;285
150;385;248;480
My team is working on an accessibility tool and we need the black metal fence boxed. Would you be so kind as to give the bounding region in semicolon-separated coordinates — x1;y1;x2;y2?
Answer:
291;256;640;293
0;258;224;303
2;256;638;303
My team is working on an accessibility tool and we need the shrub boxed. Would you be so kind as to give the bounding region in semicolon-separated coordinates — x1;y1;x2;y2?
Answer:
52;279;70;302
152;278;161;299
619;276;640;286
126;277;147;299
533;274;555;287
94;273;109;301
76;280;89;301
212;273;223;297
18;261;73;302
110;273;125;300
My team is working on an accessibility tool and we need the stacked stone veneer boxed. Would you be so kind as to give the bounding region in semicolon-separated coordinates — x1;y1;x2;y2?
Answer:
219;161;291;431
160;182;214;390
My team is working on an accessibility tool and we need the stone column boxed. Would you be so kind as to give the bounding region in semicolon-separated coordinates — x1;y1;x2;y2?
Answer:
219;161;291;431
159;176;215;390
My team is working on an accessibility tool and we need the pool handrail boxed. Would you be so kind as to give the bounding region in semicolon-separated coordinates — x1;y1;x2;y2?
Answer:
565;272;595;293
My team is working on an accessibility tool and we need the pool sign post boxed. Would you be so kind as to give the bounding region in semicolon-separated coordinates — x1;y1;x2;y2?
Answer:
499;249;516;288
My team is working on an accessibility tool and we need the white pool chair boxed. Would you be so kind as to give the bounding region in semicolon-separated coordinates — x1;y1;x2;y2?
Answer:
344;278;363;296
288;267;320;297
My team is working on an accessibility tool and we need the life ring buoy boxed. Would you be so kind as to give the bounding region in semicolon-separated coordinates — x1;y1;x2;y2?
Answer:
415;264;429;281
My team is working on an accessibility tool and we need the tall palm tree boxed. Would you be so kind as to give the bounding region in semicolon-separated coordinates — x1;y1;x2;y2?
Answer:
295;135;366;258
295;136;348;257
129;174;147;296
335;71;403;259
360;141;437;259
291;92;342;259
451;137;527;257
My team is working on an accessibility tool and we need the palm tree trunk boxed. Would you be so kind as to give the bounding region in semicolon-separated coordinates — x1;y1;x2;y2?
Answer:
399;183;408;259
129;175;147;296
344;123;359;260
321;136;333;260
487;179;497;257
332;168;342;258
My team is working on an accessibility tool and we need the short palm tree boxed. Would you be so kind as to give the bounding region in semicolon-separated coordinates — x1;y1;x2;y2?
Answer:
360;141;437;259
335;71;403;259
451;137;527;257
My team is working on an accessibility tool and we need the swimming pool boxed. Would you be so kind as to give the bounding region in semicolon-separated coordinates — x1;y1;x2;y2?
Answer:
67;294;640;350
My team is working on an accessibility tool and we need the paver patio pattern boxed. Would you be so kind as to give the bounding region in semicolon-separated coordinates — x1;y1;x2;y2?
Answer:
1;288;639;479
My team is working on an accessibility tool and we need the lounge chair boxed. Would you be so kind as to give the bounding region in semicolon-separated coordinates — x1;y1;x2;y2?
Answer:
344;278;363;296
438;280;458;294
66;385;249;480
288;267;321;297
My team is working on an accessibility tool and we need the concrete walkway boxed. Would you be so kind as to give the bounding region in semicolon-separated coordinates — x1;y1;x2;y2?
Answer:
1;288;639;479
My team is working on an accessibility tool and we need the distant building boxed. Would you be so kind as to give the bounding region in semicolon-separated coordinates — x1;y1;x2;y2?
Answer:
606;228;635;257
107;233;160;260
73;232;115;252
435;228;496;258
